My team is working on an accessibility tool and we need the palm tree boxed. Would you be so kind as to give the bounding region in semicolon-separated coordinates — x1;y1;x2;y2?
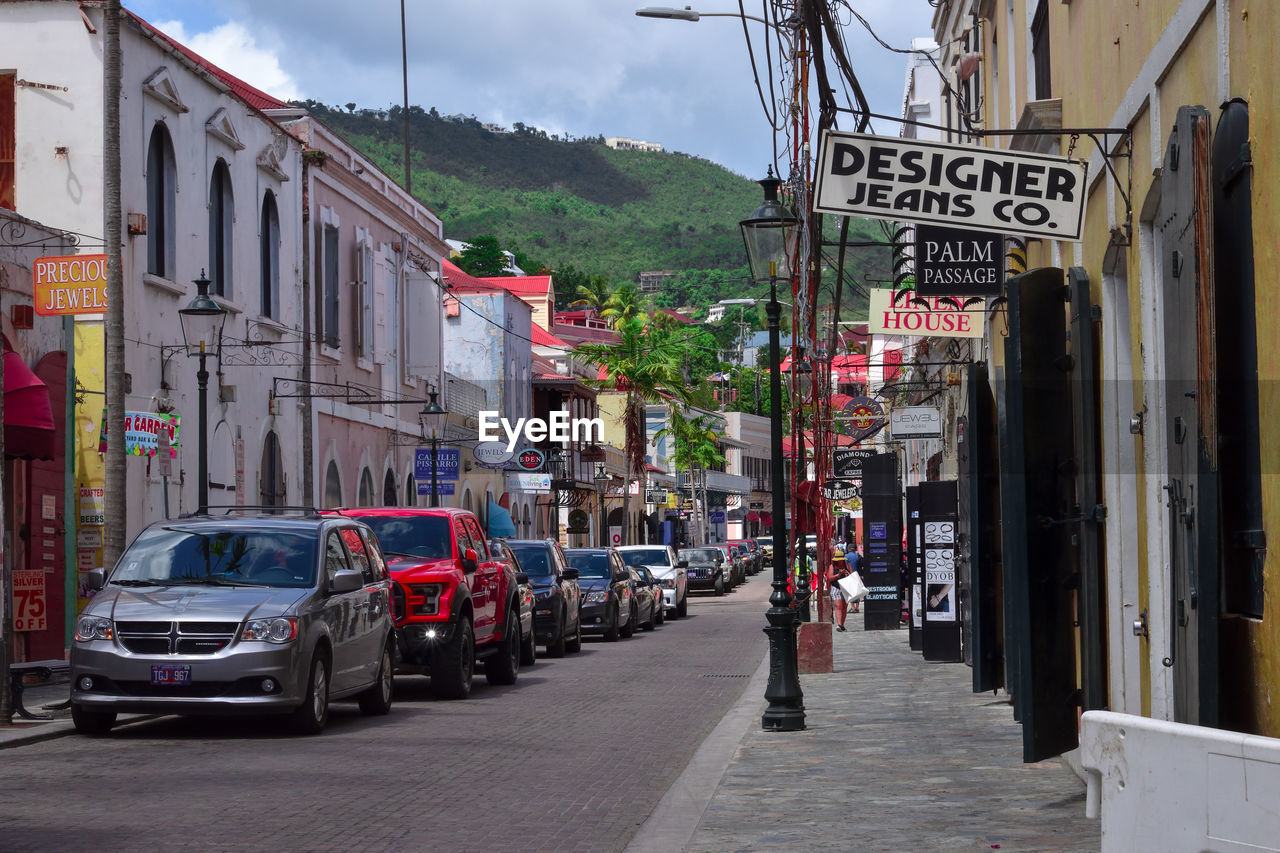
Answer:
655;408;726;546
571;275;612;314
601;282;644;328
576;314;690;544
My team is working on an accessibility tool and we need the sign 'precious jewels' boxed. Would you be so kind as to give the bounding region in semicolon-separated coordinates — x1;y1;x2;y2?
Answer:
813;130;1087;240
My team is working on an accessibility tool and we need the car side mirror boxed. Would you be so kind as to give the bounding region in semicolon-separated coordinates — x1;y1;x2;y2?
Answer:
677;560;688;568
562;567;579;581
462;548;478;573
87;567;106;590
515;571;529;585
330;569;364;594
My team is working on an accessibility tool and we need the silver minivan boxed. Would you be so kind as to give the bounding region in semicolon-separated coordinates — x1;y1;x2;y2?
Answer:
70;514;395;735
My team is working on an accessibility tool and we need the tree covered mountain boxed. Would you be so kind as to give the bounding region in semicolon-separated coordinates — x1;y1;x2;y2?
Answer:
297;101;892;317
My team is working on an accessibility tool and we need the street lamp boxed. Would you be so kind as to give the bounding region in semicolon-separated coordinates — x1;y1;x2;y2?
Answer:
635;6;798;54
178;270;227;515
740;167;805;732
595;463;612;546
419;389;446;507
547;447;565;544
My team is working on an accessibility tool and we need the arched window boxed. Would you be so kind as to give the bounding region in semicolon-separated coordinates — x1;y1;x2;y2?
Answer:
405;474;417;506
260;430;285;506
382;469;397;506
146;124;176;279
208;159;234;297
323;460;342;508
357;468;375;506
260;191;280;317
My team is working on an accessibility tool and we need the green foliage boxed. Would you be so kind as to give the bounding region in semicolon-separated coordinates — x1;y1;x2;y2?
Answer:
453;235;510;277
295;101;894;314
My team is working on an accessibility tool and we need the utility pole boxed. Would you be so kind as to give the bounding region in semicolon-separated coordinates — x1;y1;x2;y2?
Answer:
103;0;126;570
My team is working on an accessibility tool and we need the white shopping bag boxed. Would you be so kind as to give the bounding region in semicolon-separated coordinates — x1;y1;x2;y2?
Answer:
838;572;869;603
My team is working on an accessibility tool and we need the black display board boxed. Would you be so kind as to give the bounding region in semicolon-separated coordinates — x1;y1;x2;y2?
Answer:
860;453;902;630
920;480;962;661
905;485;923;651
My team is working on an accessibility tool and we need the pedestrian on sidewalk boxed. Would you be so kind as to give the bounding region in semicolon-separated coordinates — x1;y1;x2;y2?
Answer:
827;547;853;631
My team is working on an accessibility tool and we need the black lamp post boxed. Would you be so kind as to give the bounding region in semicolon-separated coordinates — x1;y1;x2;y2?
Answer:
419;389;446;507
547;447;565;543
178;271;227;515
741;167;805;732
595;463;611;546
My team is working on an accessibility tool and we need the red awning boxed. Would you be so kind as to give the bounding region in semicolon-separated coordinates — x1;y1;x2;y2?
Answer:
746;511;760;522
4;346;55;460
759;512;773;526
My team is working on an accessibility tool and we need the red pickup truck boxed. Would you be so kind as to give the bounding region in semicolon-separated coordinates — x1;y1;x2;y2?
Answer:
330;507;522;700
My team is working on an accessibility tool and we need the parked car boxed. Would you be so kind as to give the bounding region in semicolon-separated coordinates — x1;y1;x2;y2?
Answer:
729;539;763;574
489;539;536;666
616;544;689;617
632;566;665;628
505;539;582;657
565;548;633;641
727;543;752;583
331;507;524;700
713;544;745;587
70;512;396;735
755;536;774;562
679;547;728;596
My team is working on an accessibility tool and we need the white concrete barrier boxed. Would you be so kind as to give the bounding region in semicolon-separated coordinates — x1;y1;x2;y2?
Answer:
1080;710;1280;852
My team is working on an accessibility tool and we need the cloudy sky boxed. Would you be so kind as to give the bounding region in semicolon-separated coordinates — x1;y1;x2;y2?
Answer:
123;0;937;179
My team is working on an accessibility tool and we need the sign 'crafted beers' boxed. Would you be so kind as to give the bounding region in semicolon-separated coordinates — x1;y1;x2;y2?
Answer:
869;288;985;339
814;131;1087;240
34;254;109;315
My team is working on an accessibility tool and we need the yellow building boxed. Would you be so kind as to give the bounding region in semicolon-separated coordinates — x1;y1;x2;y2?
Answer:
926;0;1279;752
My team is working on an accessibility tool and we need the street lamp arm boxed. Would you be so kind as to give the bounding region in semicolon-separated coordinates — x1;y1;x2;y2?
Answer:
635;7;796;50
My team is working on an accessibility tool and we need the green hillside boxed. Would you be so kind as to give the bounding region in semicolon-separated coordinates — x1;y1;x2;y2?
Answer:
296;102;891;316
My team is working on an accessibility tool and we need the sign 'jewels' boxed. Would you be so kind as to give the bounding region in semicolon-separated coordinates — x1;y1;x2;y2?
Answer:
814;130;1087;240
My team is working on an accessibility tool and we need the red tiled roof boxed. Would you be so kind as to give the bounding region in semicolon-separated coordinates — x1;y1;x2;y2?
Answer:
478;274;553;298
126;11;291;112
442;258;503;292
531;324;568;347
656;308;695;324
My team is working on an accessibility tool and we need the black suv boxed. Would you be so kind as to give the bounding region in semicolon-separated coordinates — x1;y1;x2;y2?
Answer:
505;540;582;657
679;547;728;596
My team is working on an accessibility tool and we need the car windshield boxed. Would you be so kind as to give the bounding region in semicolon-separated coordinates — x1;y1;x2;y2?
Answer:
619;548;668;567
357;515;452;560
680;548;721;563
111;526;318;588
565;552;611;578
507;544;552;576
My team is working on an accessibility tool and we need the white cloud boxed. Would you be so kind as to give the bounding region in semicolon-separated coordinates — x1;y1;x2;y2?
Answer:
153;18;302;102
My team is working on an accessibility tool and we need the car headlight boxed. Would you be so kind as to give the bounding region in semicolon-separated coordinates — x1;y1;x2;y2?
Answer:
661;579;675;588
408;583;442;616
242;617;298;643
584;590;608;604
75;615;113;642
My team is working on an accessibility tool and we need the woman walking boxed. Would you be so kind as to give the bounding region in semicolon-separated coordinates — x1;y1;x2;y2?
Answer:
827;547;853;631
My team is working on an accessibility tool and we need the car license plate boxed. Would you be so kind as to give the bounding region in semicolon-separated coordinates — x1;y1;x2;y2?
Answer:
151;664;191;685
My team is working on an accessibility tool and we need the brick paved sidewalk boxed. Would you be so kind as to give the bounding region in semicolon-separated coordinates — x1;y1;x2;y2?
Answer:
634;617;1101;853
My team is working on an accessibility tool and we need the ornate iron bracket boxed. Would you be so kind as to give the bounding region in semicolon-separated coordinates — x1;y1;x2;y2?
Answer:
270;376;428;406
